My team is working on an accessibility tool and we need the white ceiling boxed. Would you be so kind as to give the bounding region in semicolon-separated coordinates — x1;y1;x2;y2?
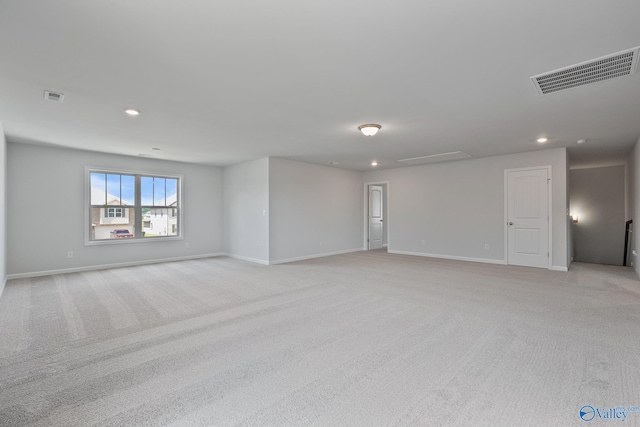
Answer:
1;1;639;171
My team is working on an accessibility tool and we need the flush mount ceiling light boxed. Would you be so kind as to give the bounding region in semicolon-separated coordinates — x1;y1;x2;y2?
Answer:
358;124;381;136
125;108;140;116
371;161;378;166
536;137;548;143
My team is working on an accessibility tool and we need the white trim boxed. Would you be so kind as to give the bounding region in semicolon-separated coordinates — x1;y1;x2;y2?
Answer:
269;248;363;265
388;250;507;265
550;265;569;272
6;253;225;280
363;181;390;251
84;167;184;245
224;254;270;265
504;165;553;269
0;276;6;300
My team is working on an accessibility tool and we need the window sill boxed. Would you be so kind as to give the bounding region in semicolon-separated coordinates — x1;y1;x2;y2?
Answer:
85;236;183;246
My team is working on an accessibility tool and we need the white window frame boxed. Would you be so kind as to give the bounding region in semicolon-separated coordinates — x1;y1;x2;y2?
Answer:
85;167;183;245
105;207;125;218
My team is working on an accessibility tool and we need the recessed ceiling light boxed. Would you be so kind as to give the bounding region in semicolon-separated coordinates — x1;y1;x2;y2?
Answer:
577;139;587;144
125;108;140;116
536;137;548;143
358;124;381;136
151;147;161;151
328;161;340;165
371;161;378;166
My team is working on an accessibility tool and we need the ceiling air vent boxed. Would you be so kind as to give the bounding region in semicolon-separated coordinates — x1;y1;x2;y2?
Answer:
531;46;640;95
398;151;471;166
44;90;64;103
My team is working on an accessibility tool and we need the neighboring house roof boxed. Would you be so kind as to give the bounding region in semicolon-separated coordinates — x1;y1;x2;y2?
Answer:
92;187;176;206
91;187;131;206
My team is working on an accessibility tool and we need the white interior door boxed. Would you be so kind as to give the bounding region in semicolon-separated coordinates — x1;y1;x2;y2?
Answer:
368;185;383;250
507;168;549;268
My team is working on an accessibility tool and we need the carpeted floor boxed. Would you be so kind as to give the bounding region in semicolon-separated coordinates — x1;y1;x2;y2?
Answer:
1;251;639;426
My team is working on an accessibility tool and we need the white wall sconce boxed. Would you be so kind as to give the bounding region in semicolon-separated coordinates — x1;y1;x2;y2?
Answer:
571;214;579;223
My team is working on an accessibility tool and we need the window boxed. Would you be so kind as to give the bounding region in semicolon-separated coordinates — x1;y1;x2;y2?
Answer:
105;207;125;218
88;169;181;243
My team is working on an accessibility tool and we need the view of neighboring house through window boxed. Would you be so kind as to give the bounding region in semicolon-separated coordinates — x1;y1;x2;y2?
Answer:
141;176;179;238
89;170;181;242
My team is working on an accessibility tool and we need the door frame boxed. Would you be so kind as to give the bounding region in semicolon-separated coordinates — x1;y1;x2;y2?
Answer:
363;181;390;250
503;166;552;269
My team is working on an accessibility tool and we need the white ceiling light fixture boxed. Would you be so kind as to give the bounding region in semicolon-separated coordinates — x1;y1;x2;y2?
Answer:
371;161;378;166
358;124;381;136
536;137;548;143
577;139;587;144
125;108;140;116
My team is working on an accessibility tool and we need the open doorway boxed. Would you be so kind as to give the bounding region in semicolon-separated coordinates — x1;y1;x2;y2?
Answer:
364;182;388;251
569;165;626;266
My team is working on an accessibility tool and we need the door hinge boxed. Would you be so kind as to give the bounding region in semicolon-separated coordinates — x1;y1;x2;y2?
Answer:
547;252;549;257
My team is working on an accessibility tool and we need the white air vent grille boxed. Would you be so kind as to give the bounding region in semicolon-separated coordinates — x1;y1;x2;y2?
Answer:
531;47;640;95
44;90;64;103
398;151;471;166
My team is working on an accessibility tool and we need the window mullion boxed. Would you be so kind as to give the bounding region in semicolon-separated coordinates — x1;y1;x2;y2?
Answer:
135;175;142;238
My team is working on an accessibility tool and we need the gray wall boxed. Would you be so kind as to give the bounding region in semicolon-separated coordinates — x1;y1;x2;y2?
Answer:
570;166;625;266
269;158;363;263
363;148;569;269
631;136;640;275
7;143;224;276
4;143;574;278
0;123;6;295
223;158;270;264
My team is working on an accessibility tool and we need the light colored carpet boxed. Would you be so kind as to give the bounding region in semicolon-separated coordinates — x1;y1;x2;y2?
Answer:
1;251;639;426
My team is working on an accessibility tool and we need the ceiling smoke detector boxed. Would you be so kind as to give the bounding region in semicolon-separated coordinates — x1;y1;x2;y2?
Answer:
531;46;640;95
44;90;64;103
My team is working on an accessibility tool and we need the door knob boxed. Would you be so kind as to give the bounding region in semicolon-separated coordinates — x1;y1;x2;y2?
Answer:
508;222;514;226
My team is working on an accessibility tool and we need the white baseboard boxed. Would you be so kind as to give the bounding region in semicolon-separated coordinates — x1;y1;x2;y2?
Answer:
269;248;363;265
224;254;270;265
550;265;569;272
5;253;226;280
388;250;508;266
